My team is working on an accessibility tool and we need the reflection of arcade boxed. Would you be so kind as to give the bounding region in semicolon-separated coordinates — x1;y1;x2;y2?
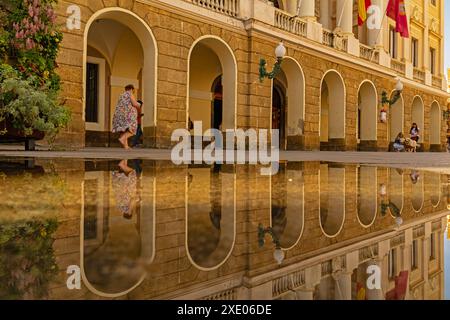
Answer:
271;163;304;249
81;160;154;298
186;164;236;271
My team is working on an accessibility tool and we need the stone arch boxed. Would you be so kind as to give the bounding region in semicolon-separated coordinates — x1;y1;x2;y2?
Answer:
411;96;424;138
274;57;306;150
320;164;345;238
430;101;441;147
426;172;441;208
271;164;305;250
410;170;424;212
186;166;236;271
389;93;404;142
388;168;404;217
80;169;156;298
83;8;157;143
320;70;346;149
357;80;378;144
357;166;378;228
187;36;237;132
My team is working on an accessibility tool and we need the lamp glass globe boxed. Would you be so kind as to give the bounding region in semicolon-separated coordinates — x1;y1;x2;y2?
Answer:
395;78;404;92
274;248;285;265
275;42;286;59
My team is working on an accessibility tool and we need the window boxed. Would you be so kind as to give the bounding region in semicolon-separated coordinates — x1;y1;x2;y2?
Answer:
430;233;436;261
389;26;397;59
412;239;419;269
430;48;436;75
86;63;99;123
411;38;419;67
388;248;397;279
431;0;437;6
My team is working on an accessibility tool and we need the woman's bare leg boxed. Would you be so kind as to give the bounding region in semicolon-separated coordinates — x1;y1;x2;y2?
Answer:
119;132;127;148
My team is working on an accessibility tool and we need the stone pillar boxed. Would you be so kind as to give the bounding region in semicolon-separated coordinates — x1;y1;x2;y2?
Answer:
423;0;432;85
336;0;353;34
336;0;359;56
298;0;316;21
368;0;384;47
294;288;314;300
334;272;353;300
320;0;330;29
402;229;413;300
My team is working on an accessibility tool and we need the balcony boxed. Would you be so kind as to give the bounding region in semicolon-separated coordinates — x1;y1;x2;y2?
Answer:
391;59;406;75
432;75;442;89
274;8;307;38
180;0;445;91
360;44;379;64
187;0;240;17
413;68;426;83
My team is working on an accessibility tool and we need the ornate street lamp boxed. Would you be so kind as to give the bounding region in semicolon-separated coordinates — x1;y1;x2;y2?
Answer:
380;78;404;123
258;224;285;265
259;41;286;83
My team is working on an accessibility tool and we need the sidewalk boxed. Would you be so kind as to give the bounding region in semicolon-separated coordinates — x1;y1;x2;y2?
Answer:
1;145;450;169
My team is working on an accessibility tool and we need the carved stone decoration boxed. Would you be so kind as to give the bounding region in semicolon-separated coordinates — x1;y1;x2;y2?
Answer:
430;18;438;33
411;6;421;22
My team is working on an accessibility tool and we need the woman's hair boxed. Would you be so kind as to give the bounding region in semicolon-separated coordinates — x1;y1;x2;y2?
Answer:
125;84;135;91
397;132;404;138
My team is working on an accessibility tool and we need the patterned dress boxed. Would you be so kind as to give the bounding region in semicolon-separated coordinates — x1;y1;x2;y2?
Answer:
112;91;138;135
112;170;137;216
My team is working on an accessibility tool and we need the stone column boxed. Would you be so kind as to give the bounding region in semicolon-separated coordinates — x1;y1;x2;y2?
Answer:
366;259;385;300
294;288;314;300
298;0;316;21
368;0;384;47
423;0;432;85
336;0;353;34
336;0;360;56
320;0;330;29
334;272;353;300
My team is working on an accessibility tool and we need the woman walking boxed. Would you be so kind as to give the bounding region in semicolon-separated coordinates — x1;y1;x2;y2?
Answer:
112;84;140;149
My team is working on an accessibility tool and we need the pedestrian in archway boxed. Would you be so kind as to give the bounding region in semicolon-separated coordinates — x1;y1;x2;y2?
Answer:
112;84;140;149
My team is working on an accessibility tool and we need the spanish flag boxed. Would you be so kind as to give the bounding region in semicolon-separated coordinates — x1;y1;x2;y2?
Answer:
358;0;372;26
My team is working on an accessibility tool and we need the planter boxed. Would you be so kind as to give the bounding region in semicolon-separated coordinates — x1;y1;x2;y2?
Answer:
0;119;45;150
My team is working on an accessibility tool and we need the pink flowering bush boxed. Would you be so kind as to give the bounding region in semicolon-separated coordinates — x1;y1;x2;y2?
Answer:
2;0;62;90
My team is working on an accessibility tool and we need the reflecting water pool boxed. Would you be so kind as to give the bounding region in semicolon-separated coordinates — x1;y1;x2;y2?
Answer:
0;158;449;300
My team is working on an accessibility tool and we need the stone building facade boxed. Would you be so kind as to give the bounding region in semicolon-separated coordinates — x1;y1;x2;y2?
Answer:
54;0;449;151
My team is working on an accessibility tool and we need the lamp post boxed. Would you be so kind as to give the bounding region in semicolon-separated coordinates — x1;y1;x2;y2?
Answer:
258;224;285;265
380;78;404;123
259;41;287;83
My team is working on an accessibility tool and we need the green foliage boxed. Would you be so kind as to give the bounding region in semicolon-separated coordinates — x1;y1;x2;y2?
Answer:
0;63;70;137
0;218;59;299
3;0;63;90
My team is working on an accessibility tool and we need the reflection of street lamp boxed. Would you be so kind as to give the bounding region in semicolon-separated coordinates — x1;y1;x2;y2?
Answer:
259;41;286;83
258;224;285;265
379;185;403;227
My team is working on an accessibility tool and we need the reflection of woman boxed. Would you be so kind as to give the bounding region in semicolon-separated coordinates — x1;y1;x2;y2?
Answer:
112;160;137;219
112;85;140;149
410;170;420;184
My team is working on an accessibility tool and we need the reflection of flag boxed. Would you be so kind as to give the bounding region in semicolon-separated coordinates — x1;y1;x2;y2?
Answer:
386;0;410;38
358;0;372;26
386;271;409;300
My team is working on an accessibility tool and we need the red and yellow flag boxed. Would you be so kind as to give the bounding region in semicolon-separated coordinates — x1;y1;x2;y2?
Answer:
358;0;372;26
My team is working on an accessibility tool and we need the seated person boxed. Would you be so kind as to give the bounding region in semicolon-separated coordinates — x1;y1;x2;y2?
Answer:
393;132;405;152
